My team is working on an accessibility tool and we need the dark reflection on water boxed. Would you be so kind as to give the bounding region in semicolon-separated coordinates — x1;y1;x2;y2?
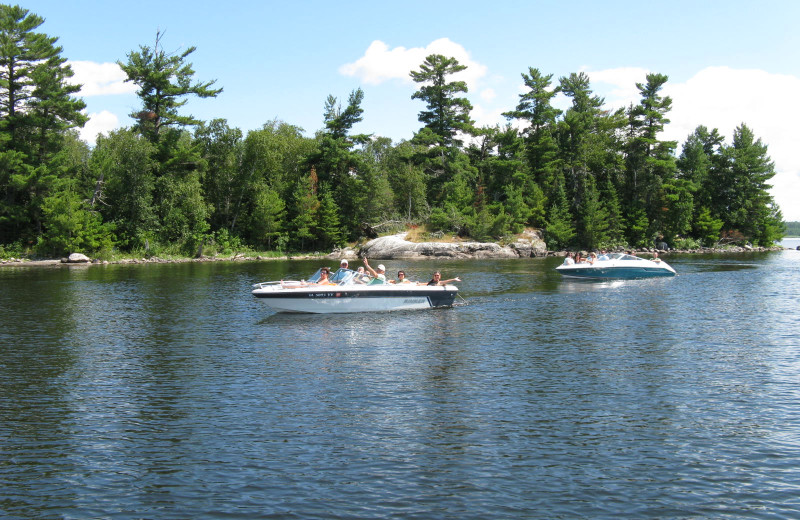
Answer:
2;252;800;519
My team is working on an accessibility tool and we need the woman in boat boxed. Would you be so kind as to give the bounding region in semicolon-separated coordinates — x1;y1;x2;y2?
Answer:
563;252;575;265
423;271;461;286
390;270;414;284
315;267;334;285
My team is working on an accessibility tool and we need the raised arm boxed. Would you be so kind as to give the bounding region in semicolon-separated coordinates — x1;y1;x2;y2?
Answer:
362;257;378;278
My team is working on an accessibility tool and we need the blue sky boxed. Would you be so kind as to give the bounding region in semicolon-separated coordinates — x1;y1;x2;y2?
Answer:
29;0;800;220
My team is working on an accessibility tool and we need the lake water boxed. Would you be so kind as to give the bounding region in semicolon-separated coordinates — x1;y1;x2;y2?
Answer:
2;250;799;519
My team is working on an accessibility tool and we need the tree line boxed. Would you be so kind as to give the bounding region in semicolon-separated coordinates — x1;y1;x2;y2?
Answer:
0;5;785;259
784;222;800;237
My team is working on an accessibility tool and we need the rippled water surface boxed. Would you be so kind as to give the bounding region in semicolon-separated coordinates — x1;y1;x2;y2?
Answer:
2;251;800;519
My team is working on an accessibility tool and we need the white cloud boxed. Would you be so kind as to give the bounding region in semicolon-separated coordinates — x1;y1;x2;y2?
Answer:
770;171;800;221
79;110;120;145
584;66;649;109
583;65;800;221
470;102;506;130
340;38;488;91
665;67;800;221
68;60;138;97
480;88;496;102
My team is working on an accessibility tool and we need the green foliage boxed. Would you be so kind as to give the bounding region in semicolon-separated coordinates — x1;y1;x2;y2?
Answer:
38;178;114;256
317;189;344;250
91;129;157;248
194;119;244;231
576;175;608;250
672;237;702;250
288;175;319;251
429;204;468;235
784;221;800;237
211;228;243;256
0;5;87;245
410;54;474;148
118;30;221;147
625;205;651;248
0;240;23;259
544;177;575;249
693;207;723;247
249;183;285;250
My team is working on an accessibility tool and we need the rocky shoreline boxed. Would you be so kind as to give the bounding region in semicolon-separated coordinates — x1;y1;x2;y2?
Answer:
0;232;792;268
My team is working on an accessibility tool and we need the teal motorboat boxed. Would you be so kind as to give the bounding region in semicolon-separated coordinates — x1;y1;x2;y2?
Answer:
556;253;676;279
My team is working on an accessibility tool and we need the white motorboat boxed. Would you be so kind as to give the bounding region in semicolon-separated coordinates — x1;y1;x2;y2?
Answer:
556;253;676;279
252;268;459;314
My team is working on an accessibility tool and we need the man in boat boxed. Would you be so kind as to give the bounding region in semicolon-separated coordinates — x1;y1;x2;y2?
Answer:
362;257;386;284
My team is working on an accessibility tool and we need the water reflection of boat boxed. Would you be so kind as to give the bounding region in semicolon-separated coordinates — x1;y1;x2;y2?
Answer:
556;253;676;279
252;268;458;314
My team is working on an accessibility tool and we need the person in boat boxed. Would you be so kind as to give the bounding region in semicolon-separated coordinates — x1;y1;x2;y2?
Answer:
575;252;584;264
390;270;412;284
598;250;609;261
563;252;575;265
362;257;386;284
339;259;349;270
315;267;334;285
423;271;461;286
587;252;598;264
652;251;662;263
353;266;371;284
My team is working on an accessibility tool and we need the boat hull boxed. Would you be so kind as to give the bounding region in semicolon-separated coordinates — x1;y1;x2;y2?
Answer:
556;265;676;279
556;256;676;279
252;284;458;314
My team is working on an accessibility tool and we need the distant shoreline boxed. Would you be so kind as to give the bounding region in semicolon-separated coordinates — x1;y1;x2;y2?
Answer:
0;244;790;268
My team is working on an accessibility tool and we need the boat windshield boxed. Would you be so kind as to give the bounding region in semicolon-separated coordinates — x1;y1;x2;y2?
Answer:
307;268;324;282
305;268;358;284
330;268;357;284
606;253;646;261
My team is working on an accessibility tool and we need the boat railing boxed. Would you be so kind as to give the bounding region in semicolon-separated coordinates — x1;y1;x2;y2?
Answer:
252;280;300;290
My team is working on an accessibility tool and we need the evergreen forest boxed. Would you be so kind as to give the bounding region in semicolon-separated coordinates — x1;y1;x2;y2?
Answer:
0;5;786;259
784;222;800;237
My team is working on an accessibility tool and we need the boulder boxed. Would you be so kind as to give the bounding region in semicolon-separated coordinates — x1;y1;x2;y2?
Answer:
66;252;91;263
360;233;525;259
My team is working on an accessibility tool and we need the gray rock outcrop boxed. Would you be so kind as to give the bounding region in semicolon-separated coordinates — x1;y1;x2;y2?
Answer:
359;231;547;259
65;253;91;263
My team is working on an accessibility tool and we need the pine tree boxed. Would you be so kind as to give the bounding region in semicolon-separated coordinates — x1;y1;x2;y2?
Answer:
720;124;781;245
288;174;319;251
503;67;562;193
317;188;344;250
250;183;285;250
410;54;474;148
544;174;575;250
0;5;87;244
624;73;677;239
119;31;221;149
